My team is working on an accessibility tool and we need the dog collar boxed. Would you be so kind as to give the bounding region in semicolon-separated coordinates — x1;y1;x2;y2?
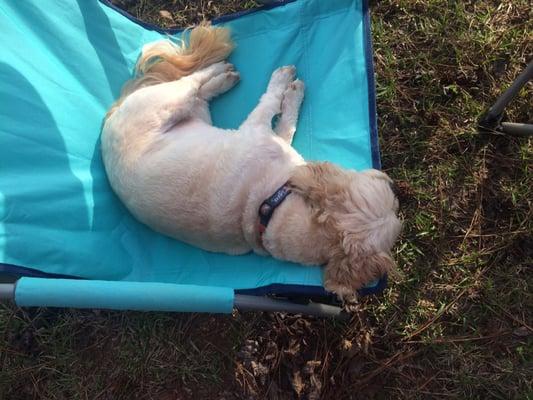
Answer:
258;184;291;246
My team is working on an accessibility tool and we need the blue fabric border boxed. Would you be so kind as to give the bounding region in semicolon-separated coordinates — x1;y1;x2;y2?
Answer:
98;0;298;34
0;263;83;280
0;262;387;297
362;0;381;169
1;0;386;301
236;275;388;297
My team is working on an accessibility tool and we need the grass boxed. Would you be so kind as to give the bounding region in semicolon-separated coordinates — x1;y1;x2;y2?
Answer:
1;0;532;399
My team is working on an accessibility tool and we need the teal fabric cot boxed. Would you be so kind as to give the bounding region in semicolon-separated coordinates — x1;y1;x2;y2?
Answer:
0;0;384;315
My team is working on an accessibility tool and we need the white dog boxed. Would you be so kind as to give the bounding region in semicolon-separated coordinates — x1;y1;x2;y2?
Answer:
102;24;401;299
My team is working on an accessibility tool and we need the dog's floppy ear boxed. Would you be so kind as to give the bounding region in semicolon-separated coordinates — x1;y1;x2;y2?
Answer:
361;168;393;183
288;162;346;207
324;237;395;300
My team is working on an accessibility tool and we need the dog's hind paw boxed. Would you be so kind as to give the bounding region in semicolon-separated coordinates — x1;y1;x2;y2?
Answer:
200;71;240;99
197;61;235;84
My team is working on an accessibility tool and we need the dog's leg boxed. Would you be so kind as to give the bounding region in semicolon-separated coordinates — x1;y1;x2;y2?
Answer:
240;66;295;129
119;62;235;130
193;70;240;124
189;62;239;124
274;80;304;144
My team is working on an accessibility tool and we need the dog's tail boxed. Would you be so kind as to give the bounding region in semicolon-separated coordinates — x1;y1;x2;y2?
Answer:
106;22;234;119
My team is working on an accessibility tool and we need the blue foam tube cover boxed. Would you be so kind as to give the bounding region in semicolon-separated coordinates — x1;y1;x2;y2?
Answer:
15;278;235;313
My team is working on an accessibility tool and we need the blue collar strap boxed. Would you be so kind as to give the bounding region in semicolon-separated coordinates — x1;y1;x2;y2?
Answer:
258;184;292;236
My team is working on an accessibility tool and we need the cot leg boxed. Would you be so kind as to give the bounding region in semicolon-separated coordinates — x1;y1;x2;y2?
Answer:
0;283;15;301
234;294;348;319
478;61;533;136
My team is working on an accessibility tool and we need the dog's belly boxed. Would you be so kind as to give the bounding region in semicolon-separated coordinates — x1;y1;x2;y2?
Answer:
103;121;259;254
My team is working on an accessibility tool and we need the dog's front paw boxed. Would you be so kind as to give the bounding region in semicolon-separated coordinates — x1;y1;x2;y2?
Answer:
267;65;296;95
324;280;358;303
281;79;305;113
